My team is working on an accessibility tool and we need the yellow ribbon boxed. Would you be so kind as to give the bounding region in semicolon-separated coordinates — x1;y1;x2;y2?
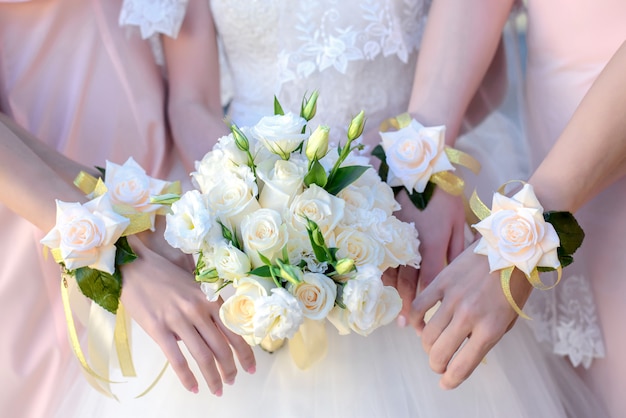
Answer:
288;319;328;370
379;113;481;197
469;188;563;319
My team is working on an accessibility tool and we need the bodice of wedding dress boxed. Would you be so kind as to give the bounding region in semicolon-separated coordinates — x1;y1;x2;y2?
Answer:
210;0;430;140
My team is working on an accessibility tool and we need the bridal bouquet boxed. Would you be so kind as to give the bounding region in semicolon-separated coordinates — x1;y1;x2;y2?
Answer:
162;93;421;366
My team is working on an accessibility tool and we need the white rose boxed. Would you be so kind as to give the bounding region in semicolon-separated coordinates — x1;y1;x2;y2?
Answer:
350;168;399;215
200;280;224;303
253;287;304;341
192;149;237;194
252;112;308;159
213;241;251;281
257;156;306;212
205;171;261;227
104;157;169;230
335;227;385;269
287;184;344;239
341;265;401;336
240;208;288;268
288;272;337;320
473;184;560;276
41;196;129;274
373;216;421;270
380;119;454;193
164;190;221;254
219;277;274;345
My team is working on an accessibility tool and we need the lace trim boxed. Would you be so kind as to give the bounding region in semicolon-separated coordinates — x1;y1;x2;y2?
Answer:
526;274;605;369
119;0;189;39
277;0;428;86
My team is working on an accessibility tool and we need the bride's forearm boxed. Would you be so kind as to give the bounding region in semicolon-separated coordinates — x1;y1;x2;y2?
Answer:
408;0;514;145
529;41;626;213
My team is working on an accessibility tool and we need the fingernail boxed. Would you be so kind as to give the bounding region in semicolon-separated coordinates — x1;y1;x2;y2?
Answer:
190;385;199;394
224;378;235;386
214;388;223;397
247;365;256;374
396;315;407;328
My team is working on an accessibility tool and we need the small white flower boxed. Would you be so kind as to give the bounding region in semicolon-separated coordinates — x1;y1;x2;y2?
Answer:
41;196;129;274
253;287;304;341
164;190;220;254
473;184;560;276
380;119;453;193
341;265;402;336
252;113;307;159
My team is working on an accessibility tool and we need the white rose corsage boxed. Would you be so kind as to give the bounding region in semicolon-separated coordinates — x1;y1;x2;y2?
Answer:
373;113;480;210
470;182;585;318
42;157;180;313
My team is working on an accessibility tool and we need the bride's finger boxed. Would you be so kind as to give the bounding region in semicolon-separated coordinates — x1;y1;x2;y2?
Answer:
419;299;453;357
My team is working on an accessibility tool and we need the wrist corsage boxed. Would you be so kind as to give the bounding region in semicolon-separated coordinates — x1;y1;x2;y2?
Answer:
470;182;585;319
373;113;480;209
41;157;179;397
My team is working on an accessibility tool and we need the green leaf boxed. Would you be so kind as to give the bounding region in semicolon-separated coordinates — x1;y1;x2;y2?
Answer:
325;165;369;195
274;96;285;116
258;251;272;266
303;159;328;188
195;268;219;283
405;182;436;211
371;145;389;182
74;267;122;314
218;220;241;250
249;265;272;278
544;211;585;256
115;236;137;266
95;166;106;178
305;221;330;262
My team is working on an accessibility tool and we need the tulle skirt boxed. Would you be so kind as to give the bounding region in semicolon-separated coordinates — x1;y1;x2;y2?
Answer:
59;314;606;418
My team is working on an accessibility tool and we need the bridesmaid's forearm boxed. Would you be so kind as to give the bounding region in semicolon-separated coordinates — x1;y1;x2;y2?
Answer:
529;41;626;213
0;118;86;231
408;0;514;145
0;113;92;183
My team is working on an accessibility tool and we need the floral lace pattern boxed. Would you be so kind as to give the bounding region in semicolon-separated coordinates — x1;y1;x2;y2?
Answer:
526;274;605;368
210;0;430;139
119;0;188;39
276;0;428;85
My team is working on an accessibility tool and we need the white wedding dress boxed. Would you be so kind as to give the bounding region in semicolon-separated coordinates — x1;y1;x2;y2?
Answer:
60;1;606;417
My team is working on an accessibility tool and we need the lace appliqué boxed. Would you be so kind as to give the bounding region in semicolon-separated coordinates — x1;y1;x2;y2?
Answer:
526;274;605;369
119;0;188;39
277;0;427;85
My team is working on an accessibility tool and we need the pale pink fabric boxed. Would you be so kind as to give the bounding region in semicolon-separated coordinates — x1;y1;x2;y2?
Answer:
525;1;626;415
0;0;172;416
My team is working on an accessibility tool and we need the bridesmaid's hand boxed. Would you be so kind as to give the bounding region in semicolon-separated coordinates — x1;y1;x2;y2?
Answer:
390;187;467;322
409;241;532;389
121;236;256;396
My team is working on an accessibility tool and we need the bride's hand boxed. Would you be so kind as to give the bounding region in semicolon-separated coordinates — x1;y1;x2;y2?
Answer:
121;235;256;396
408;241;532;389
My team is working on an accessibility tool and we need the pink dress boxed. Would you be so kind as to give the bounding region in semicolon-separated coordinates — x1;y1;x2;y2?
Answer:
0;0;173;416
524;0;626;415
